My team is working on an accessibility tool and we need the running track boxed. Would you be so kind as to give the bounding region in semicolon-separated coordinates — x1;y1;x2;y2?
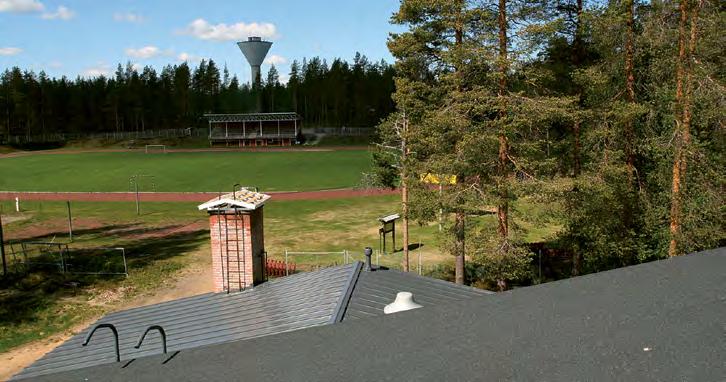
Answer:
0;189;398;203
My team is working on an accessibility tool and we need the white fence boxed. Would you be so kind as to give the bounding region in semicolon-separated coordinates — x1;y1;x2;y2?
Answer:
2;128;206;144
302;127;373;136
282;249;427;275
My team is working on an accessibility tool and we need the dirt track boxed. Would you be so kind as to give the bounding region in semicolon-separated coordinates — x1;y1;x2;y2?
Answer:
0;188;397;203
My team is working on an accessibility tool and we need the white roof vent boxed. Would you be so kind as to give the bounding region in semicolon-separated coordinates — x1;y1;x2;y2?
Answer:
383;292;423;314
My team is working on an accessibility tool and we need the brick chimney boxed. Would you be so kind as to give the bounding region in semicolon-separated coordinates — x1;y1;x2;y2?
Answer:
198;190;270;293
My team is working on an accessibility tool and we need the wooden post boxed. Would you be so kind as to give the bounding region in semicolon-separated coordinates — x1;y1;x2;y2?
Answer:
134;177;140;215
392;221;396;252
67;201;73;242
0;213;6;276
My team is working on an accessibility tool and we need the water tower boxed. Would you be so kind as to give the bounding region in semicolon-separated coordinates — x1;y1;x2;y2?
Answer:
237;37;272;86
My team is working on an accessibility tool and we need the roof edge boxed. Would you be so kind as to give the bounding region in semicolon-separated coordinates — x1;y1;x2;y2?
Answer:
330;261;363;323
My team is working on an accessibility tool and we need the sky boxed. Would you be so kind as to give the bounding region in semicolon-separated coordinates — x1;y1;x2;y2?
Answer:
0;0;402;83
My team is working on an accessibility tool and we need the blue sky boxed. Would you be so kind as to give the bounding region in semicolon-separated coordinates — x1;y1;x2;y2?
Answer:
0;0;402;83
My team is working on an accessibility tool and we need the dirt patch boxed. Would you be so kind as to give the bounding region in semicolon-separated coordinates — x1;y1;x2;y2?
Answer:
3;217;104;242
86;285;135;307
120;255;212;310
0;214;31;225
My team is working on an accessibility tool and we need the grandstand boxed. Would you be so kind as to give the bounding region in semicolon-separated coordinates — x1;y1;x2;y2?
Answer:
205;113;301;147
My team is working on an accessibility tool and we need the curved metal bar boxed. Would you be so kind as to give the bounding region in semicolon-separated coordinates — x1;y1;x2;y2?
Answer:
232;183;241;199
134;325;167;354
82;323;120;362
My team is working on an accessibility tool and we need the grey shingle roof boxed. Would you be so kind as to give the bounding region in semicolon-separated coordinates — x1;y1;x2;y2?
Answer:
12;262;360;380
19;247;726;382
343;267;492;320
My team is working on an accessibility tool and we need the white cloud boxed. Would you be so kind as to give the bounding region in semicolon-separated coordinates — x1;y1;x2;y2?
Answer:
264;55;287;65
41;5;74;20
125;46;162;59
48;60;62;68
0;47;22;56
180;18;278;41
278;74;290;85
113;12;144;23
177;52;203;63
82;63;111;77
0;0;44;13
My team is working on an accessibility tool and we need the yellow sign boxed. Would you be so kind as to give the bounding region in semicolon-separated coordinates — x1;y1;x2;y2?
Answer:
420;173;457;185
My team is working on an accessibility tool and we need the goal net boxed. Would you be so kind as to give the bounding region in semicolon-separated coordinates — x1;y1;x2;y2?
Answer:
145;144;167;154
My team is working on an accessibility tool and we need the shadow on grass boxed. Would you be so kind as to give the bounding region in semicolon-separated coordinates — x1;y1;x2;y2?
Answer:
8;223;138;242
10;223;200;243
0;225;209;340
392;243;425;253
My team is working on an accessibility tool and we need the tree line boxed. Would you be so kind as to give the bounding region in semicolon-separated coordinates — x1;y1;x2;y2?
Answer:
0;53;395;140
376;0;723;288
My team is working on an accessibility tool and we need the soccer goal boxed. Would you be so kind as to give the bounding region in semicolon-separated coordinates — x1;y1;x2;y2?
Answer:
145;144;167;154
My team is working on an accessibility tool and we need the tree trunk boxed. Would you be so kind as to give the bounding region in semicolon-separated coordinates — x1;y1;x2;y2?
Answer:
669;0;701;257
572;0;583;179
401;114;410;272
452;3;466;284
573;120;581;178
402;178;410;272
624;0;637;183
497;0;510;241
454;211;465;285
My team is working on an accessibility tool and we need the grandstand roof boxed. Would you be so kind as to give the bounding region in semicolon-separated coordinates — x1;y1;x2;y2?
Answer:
204;113;299;123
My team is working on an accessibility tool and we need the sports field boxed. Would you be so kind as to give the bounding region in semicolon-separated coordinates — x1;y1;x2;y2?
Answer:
0;150;371;192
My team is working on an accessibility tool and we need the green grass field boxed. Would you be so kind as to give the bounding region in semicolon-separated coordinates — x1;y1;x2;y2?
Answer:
0;150;371;192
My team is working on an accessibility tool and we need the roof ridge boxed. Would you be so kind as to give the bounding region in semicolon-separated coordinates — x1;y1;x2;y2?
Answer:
330;261;364;323
381;268;494;295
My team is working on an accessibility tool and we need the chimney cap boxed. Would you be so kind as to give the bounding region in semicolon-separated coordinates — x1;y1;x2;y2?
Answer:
383;292;423;314
198;189;271;212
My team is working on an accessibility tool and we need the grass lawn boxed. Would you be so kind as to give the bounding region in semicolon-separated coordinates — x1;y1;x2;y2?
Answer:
0;150;372;192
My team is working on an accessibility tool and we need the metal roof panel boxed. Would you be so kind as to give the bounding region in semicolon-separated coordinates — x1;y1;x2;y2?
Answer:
12;263;358;380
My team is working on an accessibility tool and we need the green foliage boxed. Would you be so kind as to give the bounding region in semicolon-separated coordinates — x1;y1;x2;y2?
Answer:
0;54;395;143
367;148;399;189
554;0;724;267
386;0;576;287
